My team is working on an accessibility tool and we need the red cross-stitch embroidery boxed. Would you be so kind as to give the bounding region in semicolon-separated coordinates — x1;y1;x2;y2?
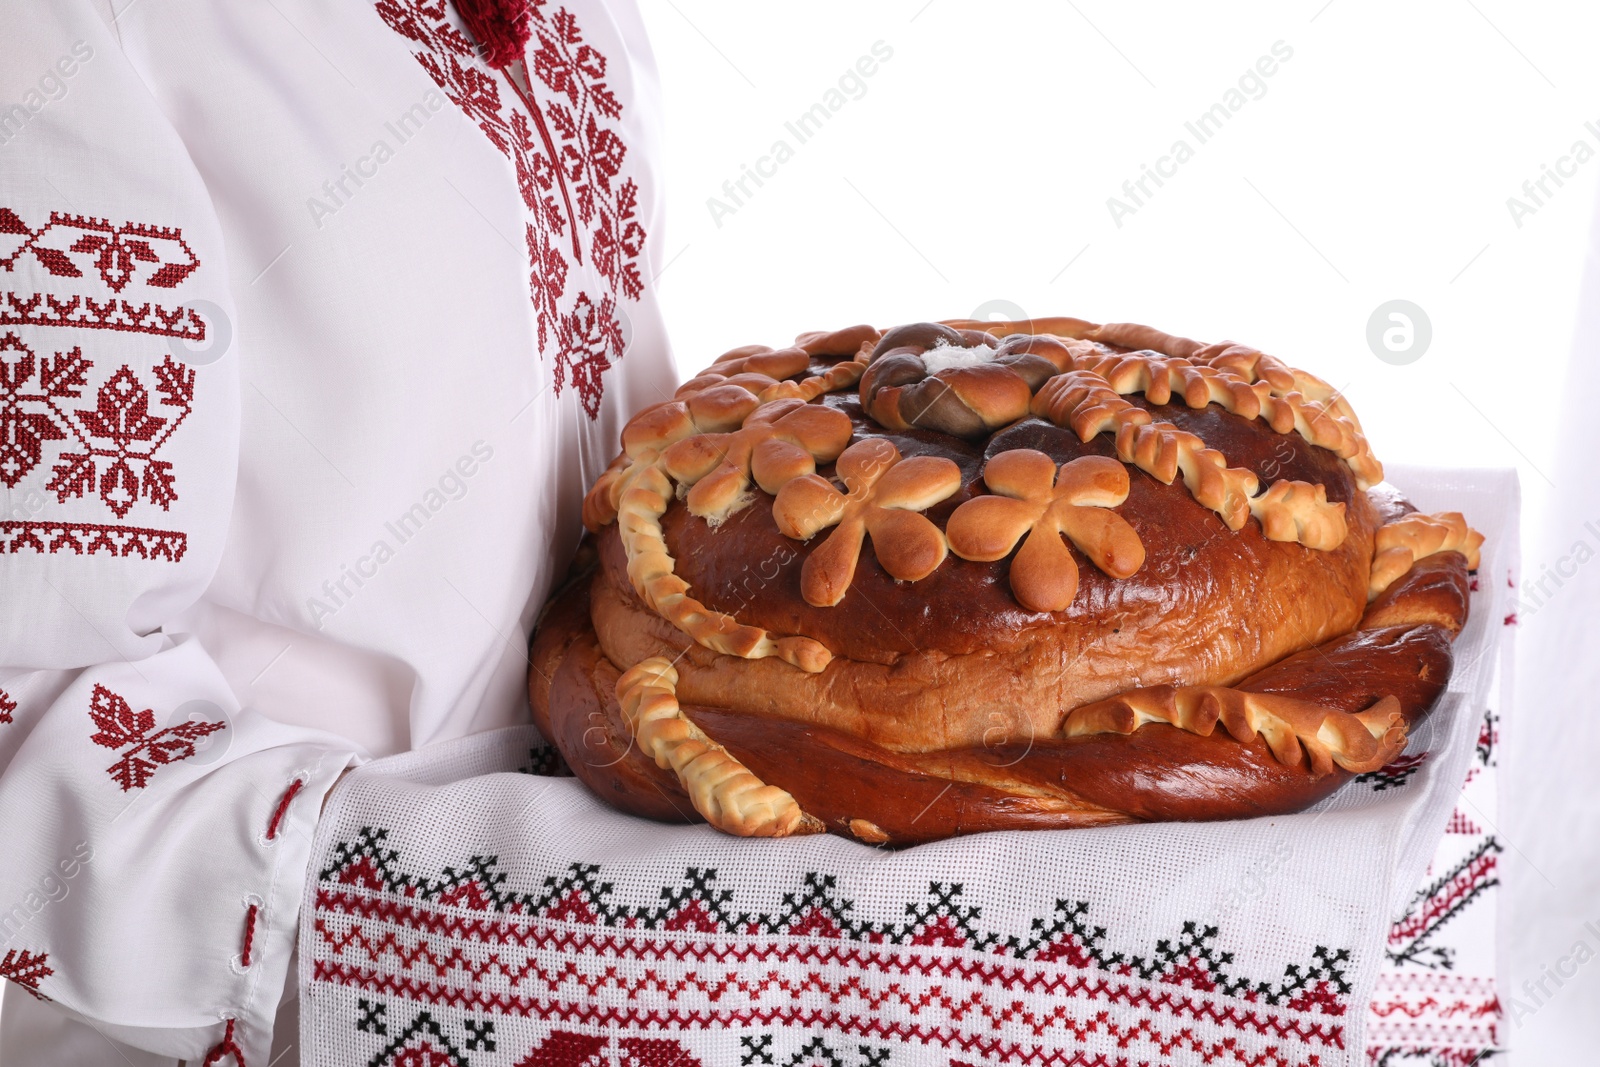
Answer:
0;686;14;724
374;0;646;418
1366;973;1500;1062
522;1031;703;1067
0;331;71;487
1353;751;1429;793
0;290;207;341
87;683;226;791
0;948;52;1000
0;332;195;516
523;6;646;301
0;520;187;560
1386;836;1500;970
309;828;1356;1067
554;291;623;408
0;209;199;292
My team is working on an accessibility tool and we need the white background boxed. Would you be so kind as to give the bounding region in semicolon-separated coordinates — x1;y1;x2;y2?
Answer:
639;0;1600;1061
643;0;1597;530
4;1;1595;1057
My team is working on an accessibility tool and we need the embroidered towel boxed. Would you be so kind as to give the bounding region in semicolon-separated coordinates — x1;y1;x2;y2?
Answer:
300;466;1516;1067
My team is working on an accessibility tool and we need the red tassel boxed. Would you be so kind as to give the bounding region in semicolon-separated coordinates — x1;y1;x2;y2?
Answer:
453;0;532;69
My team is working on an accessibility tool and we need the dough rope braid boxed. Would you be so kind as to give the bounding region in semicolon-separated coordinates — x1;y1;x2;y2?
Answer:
616;658;822;836
678;323;877;404
859;322;1359;543
1062;685;1407;776
615;459;830;672
583;328;880;671
1248;479;1349;551
1368;510;1485;600
942;316;1382;489
1031;371;1270;534
1051;344;1382;489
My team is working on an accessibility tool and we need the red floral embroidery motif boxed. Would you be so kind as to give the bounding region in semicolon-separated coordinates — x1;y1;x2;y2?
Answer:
87;683;226;791
0;686;15;724
0;209;199;292
375;0;646;418
0;331;70;487
554;292;623;409
0;948;52;1000
0;332;194;516
525;7;646;301
52;359;194;516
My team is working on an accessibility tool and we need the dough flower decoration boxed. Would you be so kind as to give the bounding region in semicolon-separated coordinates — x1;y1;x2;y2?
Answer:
773;438;962;607
578;326;882;674
946;451;1145;612
582;381;767;531
661;398;854;526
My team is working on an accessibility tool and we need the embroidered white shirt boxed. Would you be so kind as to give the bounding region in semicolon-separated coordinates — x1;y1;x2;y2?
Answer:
0;0;674;1060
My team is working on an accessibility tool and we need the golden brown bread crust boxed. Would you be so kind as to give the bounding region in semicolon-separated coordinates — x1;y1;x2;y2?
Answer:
529;316;1484;843
531;555;1461;841
659;396;1374;663
532;577;696;824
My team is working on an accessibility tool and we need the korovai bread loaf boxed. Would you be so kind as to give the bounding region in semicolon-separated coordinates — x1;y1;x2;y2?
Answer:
530;316;1483;845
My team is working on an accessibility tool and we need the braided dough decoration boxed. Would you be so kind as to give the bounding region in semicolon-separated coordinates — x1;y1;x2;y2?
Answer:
1368;510;1485;600
946;451;1145;612
678;324;879;402
947;317;1382;489
592;377;843;674
577;326;893;672
614;461;827;672
1031;371;1265;532
616;657;821;836
1062;685;1407;776
859;323;1075;438
760;358;866;403
661;399;854;526
773;438;963;607
1249;480;1349;551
